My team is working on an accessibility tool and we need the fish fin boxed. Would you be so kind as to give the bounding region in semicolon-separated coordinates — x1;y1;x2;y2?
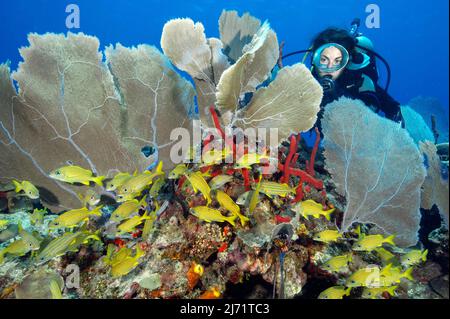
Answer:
384;235;396;246
403;267;414;281
324;208;335;221
81;180;91;186
138;195;148;208
50;279;62;299
313;213;320;219
347;253;353;263
12;180;22;193
133;169;138;176
135;244;145;259
92;176;105;187
90;206;103;216
422;249;428;261
0;250;4;264
155;161;163;174
387;286;398;296
226;216;236;227
77;193;84;201
381;263;393;276
345;287;352;296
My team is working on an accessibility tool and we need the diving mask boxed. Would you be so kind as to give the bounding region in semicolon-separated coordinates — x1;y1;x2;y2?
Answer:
312;43;350;74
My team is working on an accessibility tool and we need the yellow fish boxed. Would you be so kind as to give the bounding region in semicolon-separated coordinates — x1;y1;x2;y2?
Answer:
191;206;236;226
105;172;135;192
116;163;164;201
149;177;165;197
209;175;234;190
256;181;296;198
215;190;249;226
249;176;262;214
374;247;396;265
0;220;9;229
49;206;103;229
116;211;152;235
234;153;270;169
169;164;188;180
201;148;233;166
362;286;398;299
400;249;428;267
380;264;414;286
141;206;158;240
293;199;335;221
185;171;212;205
110;196;147;223
322;253;353;273
352;234;396;252
346;266;381;288
12;180;39;199
104;244;133;267
318;286;351;299
111;244;145;277
313;229;343;243
30;208;47;226
0;225;40;263
49;165;105;186
35;230;100;265
50;279;63;299
78;189;101;207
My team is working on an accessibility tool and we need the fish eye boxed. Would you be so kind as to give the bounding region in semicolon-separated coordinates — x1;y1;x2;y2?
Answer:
56;171;61;175
351;280;356;284
368;292;372;296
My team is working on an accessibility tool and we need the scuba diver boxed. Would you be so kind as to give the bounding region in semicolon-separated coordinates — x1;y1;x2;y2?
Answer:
281;19;404;132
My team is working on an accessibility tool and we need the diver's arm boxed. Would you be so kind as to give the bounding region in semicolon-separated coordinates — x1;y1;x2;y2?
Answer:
356;74;404;126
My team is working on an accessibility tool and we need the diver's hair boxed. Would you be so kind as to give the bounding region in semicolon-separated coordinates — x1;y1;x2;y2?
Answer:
311;27;356;54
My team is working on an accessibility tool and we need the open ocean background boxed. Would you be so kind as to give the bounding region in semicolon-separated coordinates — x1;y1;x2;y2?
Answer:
1;0;448;119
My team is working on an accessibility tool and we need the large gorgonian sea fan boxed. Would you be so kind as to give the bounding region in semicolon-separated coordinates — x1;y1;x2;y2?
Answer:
0;33;195;211
322;97;427;247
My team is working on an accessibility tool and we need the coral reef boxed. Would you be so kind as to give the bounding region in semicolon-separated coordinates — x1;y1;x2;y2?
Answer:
0;10;448;301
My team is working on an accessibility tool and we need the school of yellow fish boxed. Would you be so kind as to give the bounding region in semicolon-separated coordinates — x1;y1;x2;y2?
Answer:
0;147;431;299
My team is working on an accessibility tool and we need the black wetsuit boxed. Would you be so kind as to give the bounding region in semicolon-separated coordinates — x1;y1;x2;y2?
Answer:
314;68;404;133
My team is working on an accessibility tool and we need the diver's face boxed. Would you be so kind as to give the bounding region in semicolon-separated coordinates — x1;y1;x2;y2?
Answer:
318;46;345;80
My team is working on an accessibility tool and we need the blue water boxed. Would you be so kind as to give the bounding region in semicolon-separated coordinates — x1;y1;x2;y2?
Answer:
1;0;448;114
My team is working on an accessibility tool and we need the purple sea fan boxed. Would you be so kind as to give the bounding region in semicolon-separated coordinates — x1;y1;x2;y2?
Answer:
321;97;427;247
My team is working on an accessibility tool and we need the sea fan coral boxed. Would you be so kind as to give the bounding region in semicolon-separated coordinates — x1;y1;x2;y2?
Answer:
420;141;449;226
0;33;195;210
322;97;427;247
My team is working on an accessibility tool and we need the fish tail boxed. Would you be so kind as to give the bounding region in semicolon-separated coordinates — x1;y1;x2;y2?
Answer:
12;180;22;193
384;235;396;246
225;216;236;227
403;267;414;281
422;249;428;261
386;286;398;296
324;208;335;221
345;287;352;296
92;176;105;187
